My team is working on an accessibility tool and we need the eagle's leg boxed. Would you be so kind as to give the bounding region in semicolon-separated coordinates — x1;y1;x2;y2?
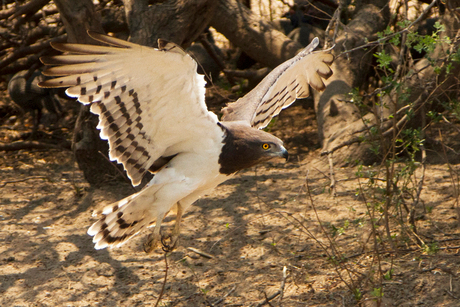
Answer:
161;202;183;252
143;212;166;254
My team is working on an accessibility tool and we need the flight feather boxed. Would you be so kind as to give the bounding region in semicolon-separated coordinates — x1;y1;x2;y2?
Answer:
221;37;333;129
40;31;218;186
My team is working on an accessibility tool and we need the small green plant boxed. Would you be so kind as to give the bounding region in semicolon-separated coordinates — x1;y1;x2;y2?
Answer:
353;288;363;301
407;21;449;57
422;242;439;255
200;288;209;295
374;50;393;70
352;217;365;228
383;268;394;280
427;110;443;122
442;99;460;122
371;287;384;299
343;16;454;301
330;220;350;237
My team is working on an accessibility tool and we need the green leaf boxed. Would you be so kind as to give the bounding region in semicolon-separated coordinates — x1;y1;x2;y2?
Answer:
371;287;384;298
374;50;393;68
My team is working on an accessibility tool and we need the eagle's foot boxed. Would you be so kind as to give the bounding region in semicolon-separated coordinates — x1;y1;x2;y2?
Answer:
143;232;162;254
161;233;180;252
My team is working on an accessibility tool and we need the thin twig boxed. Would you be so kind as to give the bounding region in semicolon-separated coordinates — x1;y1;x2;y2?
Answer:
0;176;50;188
181;256;215;306
445;290;458;299
442;115;460;133
305;173;358;292
255;290;280;307
327;153;337;196
154;252;169;307
0;34;66;71
199;34;226;71
322;76;445;157
187;247;214;259
338;0;438;57
392;0;409;81
320;136;364;156
324;1;342;49
277;266;287;306
356;175;386;284
438;130;460;221
409;104;427;239
0;140;69;151
213;285;236;305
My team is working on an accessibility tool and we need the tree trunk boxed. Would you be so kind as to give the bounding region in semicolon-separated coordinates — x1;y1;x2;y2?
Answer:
53;0;104;44
210;0;304;68
315;2;390;165
318;0;460;166
122;0;217;47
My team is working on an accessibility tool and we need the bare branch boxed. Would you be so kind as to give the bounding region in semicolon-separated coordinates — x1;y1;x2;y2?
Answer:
0;34;66;71
11;0;50;19
0;140;70;151
0;6;15;20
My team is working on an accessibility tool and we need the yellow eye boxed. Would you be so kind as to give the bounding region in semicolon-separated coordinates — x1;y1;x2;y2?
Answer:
262;143;270;150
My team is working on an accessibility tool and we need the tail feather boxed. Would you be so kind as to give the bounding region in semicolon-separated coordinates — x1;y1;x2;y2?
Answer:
87;189;158;249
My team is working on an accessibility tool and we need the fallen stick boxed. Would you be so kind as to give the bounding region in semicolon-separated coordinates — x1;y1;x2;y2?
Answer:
255;290;280;307
187;247;214;259
0;140;69;151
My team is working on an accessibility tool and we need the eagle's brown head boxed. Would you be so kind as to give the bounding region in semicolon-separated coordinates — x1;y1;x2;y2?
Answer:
218;121;288;175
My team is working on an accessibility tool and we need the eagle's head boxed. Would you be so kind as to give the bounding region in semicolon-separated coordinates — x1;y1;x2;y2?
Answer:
218;122;288;175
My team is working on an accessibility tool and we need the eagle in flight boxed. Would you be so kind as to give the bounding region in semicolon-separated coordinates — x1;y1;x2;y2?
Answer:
39;32;333;252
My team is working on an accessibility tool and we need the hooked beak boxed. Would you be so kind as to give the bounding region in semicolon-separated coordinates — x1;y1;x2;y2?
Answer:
267;145;289;162
280;146;289;161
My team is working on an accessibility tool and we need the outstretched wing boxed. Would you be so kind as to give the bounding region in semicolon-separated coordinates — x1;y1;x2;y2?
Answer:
221;37;333;129
40;32;218;186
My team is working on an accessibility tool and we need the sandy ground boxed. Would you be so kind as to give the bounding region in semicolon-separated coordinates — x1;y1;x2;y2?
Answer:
1;102;460;307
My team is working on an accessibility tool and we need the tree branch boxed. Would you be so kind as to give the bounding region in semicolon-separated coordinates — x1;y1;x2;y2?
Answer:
210;0;303;67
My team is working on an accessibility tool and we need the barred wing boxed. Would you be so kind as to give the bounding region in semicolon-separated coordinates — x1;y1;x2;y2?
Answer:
221;37;333;129
40;32;218;186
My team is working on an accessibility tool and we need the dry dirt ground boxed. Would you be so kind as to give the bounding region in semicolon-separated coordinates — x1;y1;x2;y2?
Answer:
1;98;460;307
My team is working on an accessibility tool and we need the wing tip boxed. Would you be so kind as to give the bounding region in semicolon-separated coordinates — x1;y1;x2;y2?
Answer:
87;30;105;40
321;53;335;66
37;78;68;88
310;82;326;92
311;37;319;46
220;105;233;121
94;240;109;250
319;69;333;80
49;42;68;52
37;81;49;88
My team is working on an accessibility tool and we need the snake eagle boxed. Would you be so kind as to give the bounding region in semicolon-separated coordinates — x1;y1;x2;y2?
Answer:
39;32;333;252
